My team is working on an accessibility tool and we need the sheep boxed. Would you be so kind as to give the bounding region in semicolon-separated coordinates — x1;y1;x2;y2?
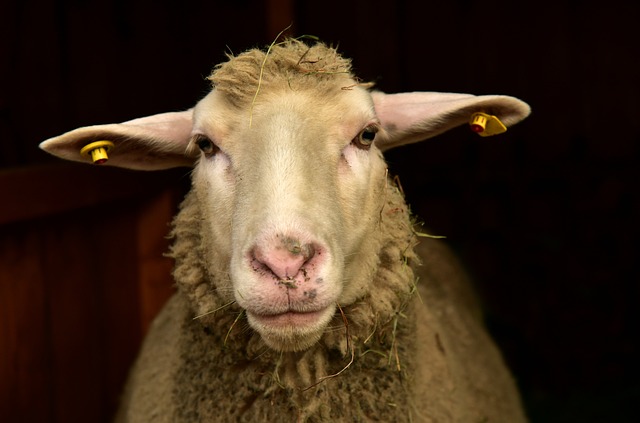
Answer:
40;39;531;422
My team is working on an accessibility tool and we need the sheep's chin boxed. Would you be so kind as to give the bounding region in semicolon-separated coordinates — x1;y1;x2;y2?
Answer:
247;306;335;352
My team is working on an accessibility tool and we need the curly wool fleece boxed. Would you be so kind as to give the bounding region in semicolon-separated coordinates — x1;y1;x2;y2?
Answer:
167;179;421;422
208;39;355;108
117;178;526;422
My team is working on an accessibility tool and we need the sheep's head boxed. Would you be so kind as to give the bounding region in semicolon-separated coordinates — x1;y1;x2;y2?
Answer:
40;40;530;352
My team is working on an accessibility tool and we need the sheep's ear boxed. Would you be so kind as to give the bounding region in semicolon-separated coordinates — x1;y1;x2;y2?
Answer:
371;92;530;152
39;110;196;170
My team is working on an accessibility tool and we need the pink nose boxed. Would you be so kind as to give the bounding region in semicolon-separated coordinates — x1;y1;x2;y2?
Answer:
252;238;317;280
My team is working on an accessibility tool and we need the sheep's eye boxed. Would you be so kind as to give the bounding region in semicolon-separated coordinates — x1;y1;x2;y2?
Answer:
353;125;378;149
194;135;219;157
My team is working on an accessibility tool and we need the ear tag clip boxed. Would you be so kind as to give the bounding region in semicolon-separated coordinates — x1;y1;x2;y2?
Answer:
80;141;115;164
469;112;507;137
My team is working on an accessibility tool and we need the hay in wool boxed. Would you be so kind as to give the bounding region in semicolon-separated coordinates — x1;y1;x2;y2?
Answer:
208;39;355;109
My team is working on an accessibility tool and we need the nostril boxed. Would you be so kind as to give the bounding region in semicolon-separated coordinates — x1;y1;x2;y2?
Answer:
251;239;318;281
284;236;315;261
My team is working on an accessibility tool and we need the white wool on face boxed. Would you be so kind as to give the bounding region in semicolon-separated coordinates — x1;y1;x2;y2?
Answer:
187;84;390;351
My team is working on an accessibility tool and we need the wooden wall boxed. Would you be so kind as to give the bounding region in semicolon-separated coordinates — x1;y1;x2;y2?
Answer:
1;0;638;422
0;165;183;422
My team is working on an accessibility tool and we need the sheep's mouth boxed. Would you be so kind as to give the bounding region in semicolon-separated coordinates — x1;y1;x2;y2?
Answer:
246;306;336;351
249;309;328;328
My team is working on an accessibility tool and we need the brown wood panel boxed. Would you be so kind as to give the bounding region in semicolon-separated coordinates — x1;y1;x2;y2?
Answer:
0;185;182;422
136;190;179;335
92;202;146;420
0;225;52;423
42;211;107;422
0;164;186;226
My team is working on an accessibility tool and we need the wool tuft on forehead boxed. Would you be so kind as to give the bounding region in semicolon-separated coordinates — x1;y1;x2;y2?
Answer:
208;39;355;108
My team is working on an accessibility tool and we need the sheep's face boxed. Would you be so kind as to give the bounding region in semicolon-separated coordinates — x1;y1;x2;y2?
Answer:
190;86;387;351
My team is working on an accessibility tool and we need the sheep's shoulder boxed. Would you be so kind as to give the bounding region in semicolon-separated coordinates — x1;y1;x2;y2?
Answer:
114;295;187;423
411;237;527;422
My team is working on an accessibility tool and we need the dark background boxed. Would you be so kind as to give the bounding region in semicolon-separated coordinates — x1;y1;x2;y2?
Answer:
1;0;638;421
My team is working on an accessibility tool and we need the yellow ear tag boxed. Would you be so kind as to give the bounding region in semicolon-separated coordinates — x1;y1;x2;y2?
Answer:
80;140;115;164
469;112;507;137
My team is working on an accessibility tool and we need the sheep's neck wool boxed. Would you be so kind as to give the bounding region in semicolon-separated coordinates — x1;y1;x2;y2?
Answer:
168;178;422;421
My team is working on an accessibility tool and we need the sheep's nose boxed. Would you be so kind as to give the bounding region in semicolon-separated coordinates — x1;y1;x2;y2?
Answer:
251;237;317;280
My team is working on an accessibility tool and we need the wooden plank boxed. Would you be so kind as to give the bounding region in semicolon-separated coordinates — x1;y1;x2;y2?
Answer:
0;153;185;423
42;210;107;422
136;189;179;335
35;199;154;422
0;225;52;423
0;164;186;225
95;202;145;420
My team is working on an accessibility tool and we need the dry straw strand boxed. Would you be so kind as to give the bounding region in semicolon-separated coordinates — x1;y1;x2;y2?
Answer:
192;300;236;320
301;303;354;391
249;25;292;127
223;310;245;346
414;230;447;239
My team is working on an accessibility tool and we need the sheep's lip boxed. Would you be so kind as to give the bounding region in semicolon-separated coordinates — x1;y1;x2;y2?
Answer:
248;308;329;328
